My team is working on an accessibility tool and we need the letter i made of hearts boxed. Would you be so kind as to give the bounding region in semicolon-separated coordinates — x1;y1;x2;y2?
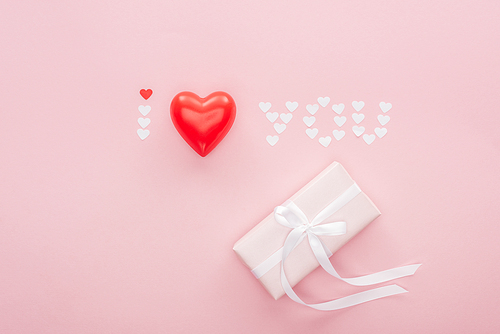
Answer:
170;91;236;157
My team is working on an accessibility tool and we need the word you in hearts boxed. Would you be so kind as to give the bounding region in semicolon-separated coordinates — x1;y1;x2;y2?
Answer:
261;99;394;147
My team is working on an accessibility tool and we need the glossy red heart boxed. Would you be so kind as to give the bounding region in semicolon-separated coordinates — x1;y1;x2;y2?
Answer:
170;91;236;157
140;89;153;100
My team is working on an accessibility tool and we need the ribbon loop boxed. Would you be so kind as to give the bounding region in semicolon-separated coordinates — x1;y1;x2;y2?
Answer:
274;206;304;228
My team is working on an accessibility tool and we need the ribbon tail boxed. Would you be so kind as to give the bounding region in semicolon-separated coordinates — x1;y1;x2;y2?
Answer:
281;229;414;311
307;285;408;311
281;255;408;311
308;233;421;286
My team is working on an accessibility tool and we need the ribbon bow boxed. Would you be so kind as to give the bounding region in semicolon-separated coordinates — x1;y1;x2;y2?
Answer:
272;184;421;311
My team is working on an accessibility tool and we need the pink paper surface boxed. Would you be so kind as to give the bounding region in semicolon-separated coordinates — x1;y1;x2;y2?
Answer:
1;1;500;333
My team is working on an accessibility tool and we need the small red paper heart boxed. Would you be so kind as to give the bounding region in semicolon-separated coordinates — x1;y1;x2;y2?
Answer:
170;91;236;157
140;89;153;100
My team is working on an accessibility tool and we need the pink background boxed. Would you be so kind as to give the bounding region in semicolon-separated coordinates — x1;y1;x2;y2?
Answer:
1;0;499;333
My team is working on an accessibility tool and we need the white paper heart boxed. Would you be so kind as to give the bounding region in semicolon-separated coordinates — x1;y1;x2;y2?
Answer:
319;136;332;147
138;117;150;128
374;127;388;138
317;97;330;107
332;129;345;141
137;129;150;140
352;101;365;112
306;104;319;115
138;105;151;116
379;102;392;113
303;116;316;127
332;103;345;114
363;134;375;145
259;102;272;112
334;116;346;127
266;135;279;146
377;114;390;126
280;113;293;124
285;101;298;112
306;128;318;139
352;126;365;137
352;113;365;124
266;112;279;123
273;123;286;134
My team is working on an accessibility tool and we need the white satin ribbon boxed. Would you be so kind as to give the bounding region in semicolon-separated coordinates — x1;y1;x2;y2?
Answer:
255;183;421;310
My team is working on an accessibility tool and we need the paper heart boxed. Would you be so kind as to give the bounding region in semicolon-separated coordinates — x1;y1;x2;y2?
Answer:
138;117;150;128
306;104;319;115
352;101;365;112
352;126;365;137
137;129;150;140
259;102;272;112
352;113;365;124
375;127;388;138
379;102;392;113
170;91;236;157
332;103;345;114
319;136;332;147
274;123;286;134
266;135;279;146
306;128;318;139
280;113;293;124
138;105;151;116
303;116;316;127
332;130;345;141
285;101;298;112
363;134;375;145
140;89;153;100
317;97;330;107
266;112;279;123
377;114;390;126
334;116;346;127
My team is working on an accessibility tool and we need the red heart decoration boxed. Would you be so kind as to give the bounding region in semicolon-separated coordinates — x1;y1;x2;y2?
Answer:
170;91;236;157
140;89;153;100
